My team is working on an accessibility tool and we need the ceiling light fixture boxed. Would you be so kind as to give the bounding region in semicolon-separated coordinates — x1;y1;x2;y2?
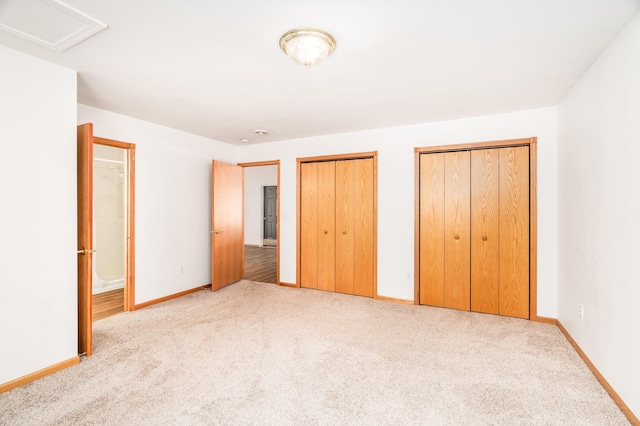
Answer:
279;28;336;67
254;129;268;135
240;138;251;144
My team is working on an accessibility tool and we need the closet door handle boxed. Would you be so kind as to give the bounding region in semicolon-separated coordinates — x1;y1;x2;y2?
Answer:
482;236;488;241
454;235;460;240
342;231;347;235
324;230;329;234
213;230;224;234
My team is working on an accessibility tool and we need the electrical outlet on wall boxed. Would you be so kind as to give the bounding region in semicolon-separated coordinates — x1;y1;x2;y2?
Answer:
579;304;584;319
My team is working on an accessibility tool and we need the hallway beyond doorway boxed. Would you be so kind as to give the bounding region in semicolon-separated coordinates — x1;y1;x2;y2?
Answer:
244;246;276;284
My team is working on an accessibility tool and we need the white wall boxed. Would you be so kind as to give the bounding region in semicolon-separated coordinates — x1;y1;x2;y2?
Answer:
0;45;78;384
558;12;640;416
244;166;278;246
238;107;558;316
77;105;238;304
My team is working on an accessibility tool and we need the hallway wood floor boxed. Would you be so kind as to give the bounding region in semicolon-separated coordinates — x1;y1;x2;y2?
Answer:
244;245;277;284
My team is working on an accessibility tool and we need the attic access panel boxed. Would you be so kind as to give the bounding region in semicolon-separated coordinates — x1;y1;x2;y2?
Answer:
0;0;107;51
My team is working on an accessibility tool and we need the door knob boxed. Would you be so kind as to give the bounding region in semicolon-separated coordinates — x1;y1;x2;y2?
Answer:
213;230;224;234
77;247;96;255
324;230;328;234
454;235;460;240
482;236;488;241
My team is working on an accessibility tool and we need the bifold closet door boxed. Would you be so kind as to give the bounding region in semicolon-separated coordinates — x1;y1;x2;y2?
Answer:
444;151;471;310
300;162;319;289
419;153;445;306
421;145;530;318
335;158;374;297
317;161;336;292
300;161;335;291
419;151;470;310
471;149;500;314
498;146;529;318
471;146;529;318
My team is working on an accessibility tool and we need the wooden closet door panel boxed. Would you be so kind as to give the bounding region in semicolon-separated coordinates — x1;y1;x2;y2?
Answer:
352;158;374;297
444;151;471;311
471;149;500;314
499;146;529;318
335;160;354;294
317;161;336;292
300;162;318;289
419;153;446;306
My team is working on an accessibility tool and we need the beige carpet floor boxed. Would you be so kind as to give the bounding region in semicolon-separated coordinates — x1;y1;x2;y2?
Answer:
0;280;629;425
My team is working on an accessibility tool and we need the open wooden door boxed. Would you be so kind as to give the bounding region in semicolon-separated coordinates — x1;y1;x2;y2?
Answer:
211;160;244;291
77;123;94;356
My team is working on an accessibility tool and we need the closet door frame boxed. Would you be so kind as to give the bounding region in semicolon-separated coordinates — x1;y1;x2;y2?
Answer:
296;151;378;298
414;138;539;320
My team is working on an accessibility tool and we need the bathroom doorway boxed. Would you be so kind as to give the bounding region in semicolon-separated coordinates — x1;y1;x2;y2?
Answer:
78;125;136;355
92;142;127;320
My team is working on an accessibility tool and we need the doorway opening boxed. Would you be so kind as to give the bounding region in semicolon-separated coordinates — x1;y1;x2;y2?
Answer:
77;123;135;356
92;143;127;321
239;161;280;285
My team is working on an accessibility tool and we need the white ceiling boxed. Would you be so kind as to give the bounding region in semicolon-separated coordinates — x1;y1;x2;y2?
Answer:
1;0;639;145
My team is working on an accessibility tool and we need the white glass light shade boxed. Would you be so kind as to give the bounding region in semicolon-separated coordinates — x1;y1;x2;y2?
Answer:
279;28;336;67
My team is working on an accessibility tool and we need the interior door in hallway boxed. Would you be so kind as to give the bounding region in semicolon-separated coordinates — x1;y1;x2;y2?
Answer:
263;185;277;245
212;160;244;291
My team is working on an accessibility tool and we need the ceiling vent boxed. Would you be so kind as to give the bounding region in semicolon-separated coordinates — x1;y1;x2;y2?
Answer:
0;0;107;51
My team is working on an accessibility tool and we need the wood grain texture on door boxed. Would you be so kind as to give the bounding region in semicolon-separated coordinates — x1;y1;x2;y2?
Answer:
471;149;500;314
499;146;529;318
299;152;377;298
336;159;374;297
417;139;534;319
300;162;319;289
316;161;336;292
352;158;374;297
419;153;446;306
77;123;94;356
444;151;471;311
211;160;244;291
335;160;354;295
